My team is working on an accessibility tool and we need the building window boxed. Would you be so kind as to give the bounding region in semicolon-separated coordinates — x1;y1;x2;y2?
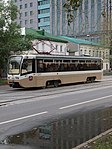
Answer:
20;21;22;25
56;45;58;51
30;2;33;7
96;51;98;57
89;50;91;55
25;20;28;25
20;5;22;9
60;45;62;52
19;13;22;19
42;43;44;51
30;11;33;16
39;17;50;23
38;10;40;14
30;19;33;24
38;0;50;5
25;12;27;16
93;51;95;56
25;4;27;8
39;26;50;32
38;19;40;23
39;9;50;14
80;49;82;55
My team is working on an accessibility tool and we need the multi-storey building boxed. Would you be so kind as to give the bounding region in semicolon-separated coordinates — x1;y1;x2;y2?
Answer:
11;0;110;70
13;0;50;32
38;0;50;32
51;0;112;45
73;0;112;45
14;0;38;30
13;0;111;44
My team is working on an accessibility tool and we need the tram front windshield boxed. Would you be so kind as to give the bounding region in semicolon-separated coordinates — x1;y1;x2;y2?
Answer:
8;56;22;75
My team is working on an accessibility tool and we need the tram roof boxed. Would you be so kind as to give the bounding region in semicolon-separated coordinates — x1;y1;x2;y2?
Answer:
19;54;102;61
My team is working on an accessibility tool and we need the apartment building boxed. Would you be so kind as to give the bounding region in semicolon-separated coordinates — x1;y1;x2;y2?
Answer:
13;0;111;43
13;0;38;29
13;0;50;32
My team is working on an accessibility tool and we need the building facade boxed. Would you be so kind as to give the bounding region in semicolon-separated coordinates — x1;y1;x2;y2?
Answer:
14;0;38;29
13;0;51;32
73;0;112;45
51;0;112;45
13;0;111;44
38;0;50;32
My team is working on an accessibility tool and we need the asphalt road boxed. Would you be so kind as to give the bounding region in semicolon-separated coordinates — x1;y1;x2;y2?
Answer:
0;76;112;143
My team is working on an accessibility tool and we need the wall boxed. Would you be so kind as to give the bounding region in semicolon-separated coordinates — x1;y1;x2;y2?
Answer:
79;44;110;70
27;40;69;55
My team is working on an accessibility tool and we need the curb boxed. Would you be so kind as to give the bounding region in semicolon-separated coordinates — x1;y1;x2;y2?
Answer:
73;128;112;149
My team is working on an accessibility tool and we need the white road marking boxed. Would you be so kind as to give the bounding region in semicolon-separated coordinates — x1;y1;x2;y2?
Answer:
0;111;48;125
59;95;112;110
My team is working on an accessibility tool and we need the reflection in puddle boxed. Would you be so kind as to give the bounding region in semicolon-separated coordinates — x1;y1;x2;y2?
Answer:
1;107;112;149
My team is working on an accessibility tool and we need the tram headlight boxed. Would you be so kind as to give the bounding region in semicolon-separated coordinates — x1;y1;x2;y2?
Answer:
7;76;11;80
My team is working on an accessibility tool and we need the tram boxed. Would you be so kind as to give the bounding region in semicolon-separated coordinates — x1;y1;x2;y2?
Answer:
7;54;103;88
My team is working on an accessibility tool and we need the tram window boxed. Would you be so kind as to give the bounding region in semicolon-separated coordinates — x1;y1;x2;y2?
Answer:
37;60;45;72
44;59;53;62
79;60;85;63
59;63;64;71
54;60;61;63
72;60;78;63
21;59;35;74
63;60;70;63
86;60;91;70
97;60;102;70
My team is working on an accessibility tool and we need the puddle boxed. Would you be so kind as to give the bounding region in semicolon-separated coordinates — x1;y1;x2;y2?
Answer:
0;107;112;149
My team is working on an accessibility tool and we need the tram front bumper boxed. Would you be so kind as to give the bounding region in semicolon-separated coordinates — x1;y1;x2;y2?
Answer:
8;81;22;88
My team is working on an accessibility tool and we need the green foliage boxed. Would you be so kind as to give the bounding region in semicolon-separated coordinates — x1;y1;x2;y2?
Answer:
0;1;32;73
63;0;83;25
85;133;112;149
0;79;7;85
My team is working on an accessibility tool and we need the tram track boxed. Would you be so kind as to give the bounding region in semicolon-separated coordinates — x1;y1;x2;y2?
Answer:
1;78;112;95
0;79;112;106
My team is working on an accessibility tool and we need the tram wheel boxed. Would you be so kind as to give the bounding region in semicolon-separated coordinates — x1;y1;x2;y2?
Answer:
53;81;59;87
46;81;50;88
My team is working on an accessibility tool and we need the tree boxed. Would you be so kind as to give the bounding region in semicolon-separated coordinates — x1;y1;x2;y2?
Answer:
63;0;83;25
0;1;32;77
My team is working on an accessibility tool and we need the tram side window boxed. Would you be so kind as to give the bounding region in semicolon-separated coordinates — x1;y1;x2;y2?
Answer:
97;60;102;70
91;61;98;70
21;59;35;75
86;60;102;70
59;60;74;71
37;60;45;72
76;60;86;71
37;59;61;73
